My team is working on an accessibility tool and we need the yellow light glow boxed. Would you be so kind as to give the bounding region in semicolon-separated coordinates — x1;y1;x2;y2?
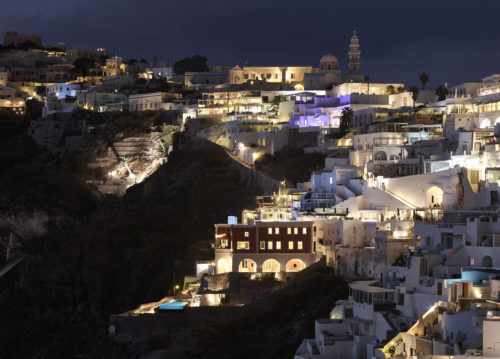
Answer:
393;230;408;238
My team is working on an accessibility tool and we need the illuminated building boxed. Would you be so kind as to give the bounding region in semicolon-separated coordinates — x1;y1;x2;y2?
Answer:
0;85;25;115
128;92;182;111
46;83;80;99
102;57;126;77
214;219;322;275
230;32;366;90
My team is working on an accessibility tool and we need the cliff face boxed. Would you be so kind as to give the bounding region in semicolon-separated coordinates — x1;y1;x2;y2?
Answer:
0;131;262;358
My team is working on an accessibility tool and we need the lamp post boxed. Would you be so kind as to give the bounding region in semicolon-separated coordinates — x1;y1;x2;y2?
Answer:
174;284;180;296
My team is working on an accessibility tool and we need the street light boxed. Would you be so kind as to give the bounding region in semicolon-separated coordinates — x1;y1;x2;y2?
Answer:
174;284;180;296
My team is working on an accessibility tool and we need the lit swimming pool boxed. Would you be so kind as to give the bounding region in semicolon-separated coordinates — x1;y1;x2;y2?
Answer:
158;301;188;311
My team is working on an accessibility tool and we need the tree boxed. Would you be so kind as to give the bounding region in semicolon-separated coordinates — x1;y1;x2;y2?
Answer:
270;95;286;113
419;72;429;90
409;86;419;108
340;107;354;137
173;55;209;75
396;86;405;93
127;58;138;66
435;84;449;101
25;99;43;121
386;85;396;95
73;57;95;77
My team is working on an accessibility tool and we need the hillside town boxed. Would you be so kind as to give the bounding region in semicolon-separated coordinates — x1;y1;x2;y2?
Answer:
2;29;500;359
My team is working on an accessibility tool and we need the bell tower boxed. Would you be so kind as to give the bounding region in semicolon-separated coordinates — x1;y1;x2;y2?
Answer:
348;30;361;73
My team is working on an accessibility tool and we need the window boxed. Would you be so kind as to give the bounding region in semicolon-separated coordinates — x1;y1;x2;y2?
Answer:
260;241;265;250
221;239;229;248
237;241;250;250
302;227;307;235
275;227;279;235
244;74;249;79
276;241;281;250
268;228;272;235
244;231;249;237
298;241;303;250
288;241;294;250
268;241;273;250
287;227;292;235
275;73;279;79
291;73;295;79
330;177;333;184
294;228;298;235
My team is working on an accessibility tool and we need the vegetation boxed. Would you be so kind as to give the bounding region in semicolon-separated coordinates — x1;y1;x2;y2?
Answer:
127;58;138;66
396;86;405;93
419;72;429;90
73;57;97;76
435;84;449;101
0;133;262;358
269;95;286;114
340;107;354;137
198;265;348;359
386;85;396;95
173;55;209;74
409;86;419;108
255;146;325;184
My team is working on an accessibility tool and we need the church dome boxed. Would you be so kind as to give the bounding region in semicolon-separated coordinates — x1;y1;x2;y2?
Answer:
320;53;338;63
319;53;339;71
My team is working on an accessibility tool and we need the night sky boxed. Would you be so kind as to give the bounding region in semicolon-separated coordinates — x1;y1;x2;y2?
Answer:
2;0;499;88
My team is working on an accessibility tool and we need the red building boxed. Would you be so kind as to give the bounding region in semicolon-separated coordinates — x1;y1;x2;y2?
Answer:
214;221;322;274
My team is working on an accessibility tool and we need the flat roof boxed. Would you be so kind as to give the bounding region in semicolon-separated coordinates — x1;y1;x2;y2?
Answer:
349;281;394;294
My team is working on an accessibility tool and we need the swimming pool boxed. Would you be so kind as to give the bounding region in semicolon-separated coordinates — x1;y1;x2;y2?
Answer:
158;301;188;311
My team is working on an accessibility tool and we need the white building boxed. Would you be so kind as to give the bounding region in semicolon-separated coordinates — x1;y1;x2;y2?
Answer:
46;83;80;99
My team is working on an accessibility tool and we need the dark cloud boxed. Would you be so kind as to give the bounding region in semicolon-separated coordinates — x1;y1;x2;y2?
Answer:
1;0;499;88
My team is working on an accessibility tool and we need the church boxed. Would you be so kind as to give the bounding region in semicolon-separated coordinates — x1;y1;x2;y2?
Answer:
304;31;365;90
228;31;366;90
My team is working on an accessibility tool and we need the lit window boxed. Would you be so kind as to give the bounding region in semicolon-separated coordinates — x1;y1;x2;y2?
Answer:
289;241;294;250
276;241;281;250
330;177;333;184
298;241;303;250
268;241;273;250
237;241;250;250
294;228;298;235
244;231;249;237
275;227;279;234
221;239;228;248
287;227;291;235
268;228;272;235
302;227;307;234
260;241;265;250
